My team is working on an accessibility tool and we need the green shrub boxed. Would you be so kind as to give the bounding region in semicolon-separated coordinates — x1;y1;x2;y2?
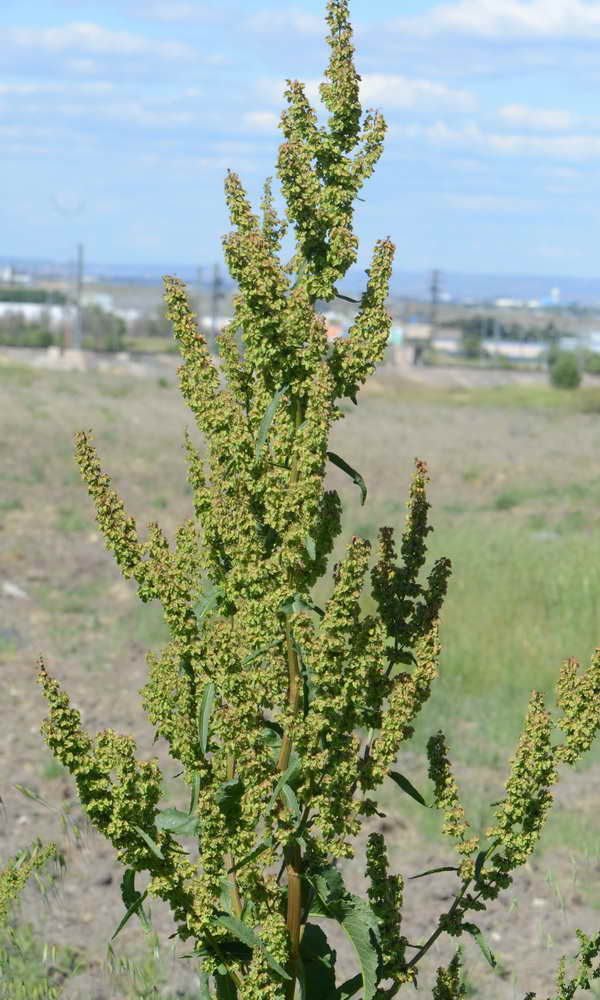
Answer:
37;2;600;997
0;321;54;348
584;350;600;376
549;351;581;389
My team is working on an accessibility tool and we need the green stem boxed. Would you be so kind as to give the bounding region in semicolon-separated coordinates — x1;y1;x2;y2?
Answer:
225;756;243;919
279;396;304;1000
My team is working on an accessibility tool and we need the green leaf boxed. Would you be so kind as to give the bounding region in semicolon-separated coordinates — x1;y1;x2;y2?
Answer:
280;782;301;821
134;825;164;861
198;682;216;754
304;535;317;561
280;594;325;618
294;638;315;715
298;923;337;1000
262;720;283;743
215;912;291;980
215;972;237;1000
113;869;149;939
189;772;201;815
268;762;301;811
335;898;380;1000
215;777;243;815
388;770;428;808
474;849;488;881
193;584;223;626
228;839;273;873
409;866;458;880
309;875;380;1000
332;974;363;999
311;866;346;907
242;639;283;665
255;384;288;460
327;451;367;506
155;808;200;837
462;922;497;969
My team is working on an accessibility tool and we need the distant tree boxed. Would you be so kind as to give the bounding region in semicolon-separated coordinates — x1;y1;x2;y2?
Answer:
549;351;581;389
0;313;54;348
81;305;126;352
129;305;171;340
0;288;67;304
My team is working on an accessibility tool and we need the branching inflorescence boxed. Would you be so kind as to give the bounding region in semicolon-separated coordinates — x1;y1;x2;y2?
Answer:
38;2;600;997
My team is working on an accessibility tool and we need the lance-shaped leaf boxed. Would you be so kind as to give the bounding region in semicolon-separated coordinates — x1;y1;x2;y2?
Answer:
409;866;458;881
462;922;497;969
215;912;291;980
255;384;288;460
228;838;274;873
304;534;317;560
242;638;283;665
134;825;164;861
113;869;150;939
268;761;301;811
327;451;367;505
189;772;201;814
388;770;429;808
198;682;216;754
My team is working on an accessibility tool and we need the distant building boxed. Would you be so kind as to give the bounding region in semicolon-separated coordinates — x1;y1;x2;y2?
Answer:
0;265;32;285
0;302;66;328
483;340;546;361
495;298;524;309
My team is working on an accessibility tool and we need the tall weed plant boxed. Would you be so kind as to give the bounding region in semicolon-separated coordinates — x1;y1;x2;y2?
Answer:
38;2;600;996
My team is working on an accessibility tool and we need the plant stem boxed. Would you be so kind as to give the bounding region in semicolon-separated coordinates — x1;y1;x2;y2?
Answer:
279;396;304;1000
406;882;469;971
277;618;301;773
225;755;243;919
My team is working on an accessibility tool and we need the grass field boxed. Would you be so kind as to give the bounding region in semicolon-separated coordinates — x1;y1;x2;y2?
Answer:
3;359;600;996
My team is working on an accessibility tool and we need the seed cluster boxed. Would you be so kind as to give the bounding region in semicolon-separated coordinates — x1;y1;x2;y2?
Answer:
35;1;600;997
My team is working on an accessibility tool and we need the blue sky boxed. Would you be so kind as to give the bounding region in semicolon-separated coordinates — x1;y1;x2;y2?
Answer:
3;0;600;278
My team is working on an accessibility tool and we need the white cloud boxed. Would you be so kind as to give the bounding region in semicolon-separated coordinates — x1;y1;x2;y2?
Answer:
445;193;544;212
397;0;600;41
499;103;575;130
257;74;476;115
360;74;477;113
421;119;600;161
8;23;195;61
242;110;280;133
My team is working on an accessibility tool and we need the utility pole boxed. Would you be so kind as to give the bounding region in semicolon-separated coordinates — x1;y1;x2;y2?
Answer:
421;268;441;364
210;262;225;353
429;268;441;329
74;242;84;350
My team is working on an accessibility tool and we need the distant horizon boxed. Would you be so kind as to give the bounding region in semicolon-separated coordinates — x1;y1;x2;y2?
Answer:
2;253;600;305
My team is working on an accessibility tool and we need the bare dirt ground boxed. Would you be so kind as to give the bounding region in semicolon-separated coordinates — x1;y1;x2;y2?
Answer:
2;359;600;998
